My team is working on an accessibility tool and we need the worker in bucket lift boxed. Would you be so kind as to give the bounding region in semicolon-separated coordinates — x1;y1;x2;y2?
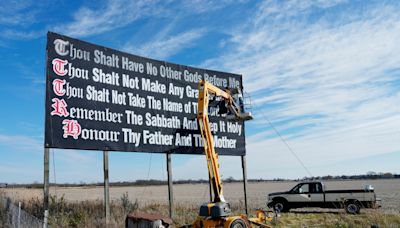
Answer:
217;87;247;119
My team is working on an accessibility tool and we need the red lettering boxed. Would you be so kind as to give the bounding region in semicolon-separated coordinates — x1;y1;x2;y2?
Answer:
51;98;69;117
52;58;68;76
52;79;66;96
62;119;81;139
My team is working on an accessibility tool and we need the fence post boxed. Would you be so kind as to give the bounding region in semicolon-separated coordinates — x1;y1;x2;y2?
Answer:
18;202;21;228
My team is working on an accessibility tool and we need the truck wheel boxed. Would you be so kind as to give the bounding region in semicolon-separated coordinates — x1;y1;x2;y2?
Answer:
229;219;246;228
345;202;360;214
273;201;289;212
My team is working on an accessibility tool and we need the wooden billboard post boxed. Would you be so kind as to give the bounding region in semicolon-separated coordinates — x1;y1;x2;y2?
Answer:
241;155;249;215
166;153;174;218
103;151;110;225
43;148;50;228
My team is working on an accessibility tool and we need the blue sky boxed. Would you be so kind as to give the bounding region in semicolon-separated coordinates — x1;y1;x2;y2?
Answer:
0;0;399;184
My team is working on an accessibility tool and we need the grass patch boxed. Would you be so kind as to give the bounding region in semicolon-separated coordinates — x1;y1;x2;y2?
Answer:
272;211;400;228
4;193;400;227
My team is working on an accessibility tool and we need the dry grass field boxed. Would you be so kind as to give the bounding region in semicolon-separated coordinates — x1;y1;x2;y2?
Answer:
4;179;400;211
2;179;400;227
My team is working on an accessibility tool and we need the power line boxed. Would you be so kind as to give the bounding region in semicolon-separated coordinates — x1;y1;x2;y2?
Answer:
252;103;313;177
145;154;153;180
141;154;153;197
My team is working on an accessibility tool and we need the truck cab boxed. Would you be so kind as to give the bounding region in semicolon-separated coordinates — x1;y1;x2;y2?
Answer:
286;182;325;208
267;181;380;214
269;182;326;211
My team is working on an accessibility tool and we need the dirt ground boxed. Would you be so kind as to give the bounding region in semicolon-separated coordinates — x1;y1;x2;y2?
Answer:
3;179;399;213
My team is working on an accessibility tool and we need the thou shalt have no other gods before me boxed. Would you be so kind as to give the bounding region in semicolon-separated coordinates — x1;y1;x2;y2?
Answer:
45;32;246;155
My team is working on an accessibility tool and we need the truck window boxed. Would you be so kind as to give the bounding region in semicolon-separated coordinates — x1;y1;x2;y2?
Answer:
316;183;322;193
291;184;300;193
309;183;322;193
299;184;309;193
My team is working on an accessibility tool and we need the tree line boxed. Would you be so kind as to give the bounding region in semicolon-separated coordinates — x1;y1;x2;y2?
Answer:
2;172;398;188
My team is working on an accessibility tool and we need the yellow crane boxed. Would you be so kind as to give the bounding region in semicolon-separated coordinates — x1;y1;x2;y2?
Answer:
192;80;273;228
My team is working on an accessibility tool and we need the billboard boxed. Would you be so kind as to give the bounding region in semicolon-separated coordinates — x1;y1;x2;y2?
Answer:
45;32;246;155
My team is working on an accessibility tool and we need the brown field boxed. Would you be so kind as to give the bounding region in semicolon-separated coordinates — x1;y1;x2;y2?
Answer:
3;179;400;227
4;179;400;212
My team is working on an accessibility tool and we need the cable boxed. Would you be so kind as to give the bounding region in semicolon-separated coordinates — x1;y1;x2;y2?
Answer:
252;102;345;213
252;102;313;177
202;172;211;201
140;154;153;198
145;154;153;181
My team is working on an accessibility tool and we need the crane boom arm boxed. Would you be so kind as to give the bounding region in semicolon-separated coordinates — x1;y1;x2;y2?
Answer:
193;80;274;228
197;80;251;203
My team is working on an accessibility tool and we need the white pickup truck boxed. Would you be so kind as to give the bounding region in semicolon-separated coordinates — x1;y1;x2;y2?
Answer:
267;181;380;214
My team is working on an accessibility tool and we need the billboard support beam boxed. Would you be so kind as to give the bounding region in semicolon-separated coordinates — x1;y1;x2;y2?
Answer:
43;148;49;228
103;151;110;225
241;155;248;215
166;153;174;218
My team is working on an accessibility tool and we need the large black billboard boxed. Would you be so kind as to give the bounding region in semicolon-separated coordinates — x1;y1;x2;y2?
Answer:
45;32;246;155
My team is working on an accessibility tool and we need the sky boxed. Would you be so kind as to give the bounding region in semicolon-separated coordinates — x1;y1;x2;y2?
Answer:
0;0;399;184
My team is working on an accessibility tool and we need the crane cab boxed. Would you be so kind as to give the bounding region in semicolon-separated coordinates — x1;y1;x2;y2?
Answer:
199;201;232;218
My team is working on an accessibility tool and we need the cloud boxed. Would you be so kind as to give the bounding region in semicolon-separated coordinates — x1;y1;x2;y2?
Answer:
52;149;98;164
14;63;46;85
0;134;42;152
245;116;400;178
52;0;167;37
0;29;43;40
0;0;37;26
0;133;103;183
123;28;206;59
173;154;243;180
0;0;44;40
199;0;400;176
0;164;42;183
180;0;240;14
